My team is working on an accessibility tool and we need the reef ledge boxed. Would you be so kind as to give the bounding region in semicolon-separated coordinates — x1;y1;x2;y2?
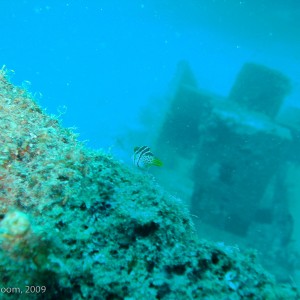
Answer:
0;69;298;299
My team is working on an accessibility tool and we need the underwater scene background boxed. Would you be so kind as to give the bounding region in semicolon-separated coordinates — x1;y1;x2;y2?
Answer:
0;0;300;299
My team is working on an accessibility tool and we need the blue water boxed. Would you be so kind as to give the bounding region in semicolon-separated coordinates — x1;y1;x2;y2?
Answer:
1;1;300;290
0;0;299;150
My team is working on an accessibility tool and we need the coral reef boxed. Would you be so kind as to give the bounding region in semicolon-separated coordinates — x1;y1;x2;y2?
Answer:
0;68;298;299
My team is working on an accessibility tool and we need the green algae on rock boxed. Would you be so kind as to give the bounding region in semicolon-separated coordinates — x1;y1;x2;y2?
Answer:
0;68;298;299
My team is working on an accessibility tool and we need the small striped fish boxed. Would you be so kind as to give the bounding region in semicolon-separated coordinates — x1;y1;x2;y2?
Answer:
132;146;163;169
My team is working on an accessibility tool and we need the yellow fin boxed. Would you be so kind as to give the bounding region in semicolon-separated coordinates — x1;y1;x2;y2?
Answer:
151;157;163;167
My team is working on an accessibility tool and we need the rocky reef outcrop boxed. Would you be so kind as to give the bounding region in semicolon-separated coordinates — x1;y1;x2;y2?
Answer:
0;68;298;299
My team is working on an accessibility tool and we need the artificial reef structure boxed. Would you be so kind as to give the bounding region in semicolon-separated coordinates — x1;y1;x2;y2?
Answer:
0;68;299;299
156;61;299;284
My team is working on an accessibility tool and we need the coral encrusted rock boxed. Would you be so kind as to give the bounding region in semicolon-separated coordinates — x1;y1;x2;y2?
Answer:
0;68;298;299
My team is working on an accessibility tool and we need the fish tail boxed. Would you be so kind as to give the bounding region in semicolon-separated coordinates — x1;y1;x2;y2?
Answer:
151;157;163;167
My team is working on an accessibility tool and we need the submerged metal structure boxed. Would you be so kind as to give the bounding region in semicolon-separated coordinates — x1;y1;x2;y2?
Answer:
157;61;297;281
